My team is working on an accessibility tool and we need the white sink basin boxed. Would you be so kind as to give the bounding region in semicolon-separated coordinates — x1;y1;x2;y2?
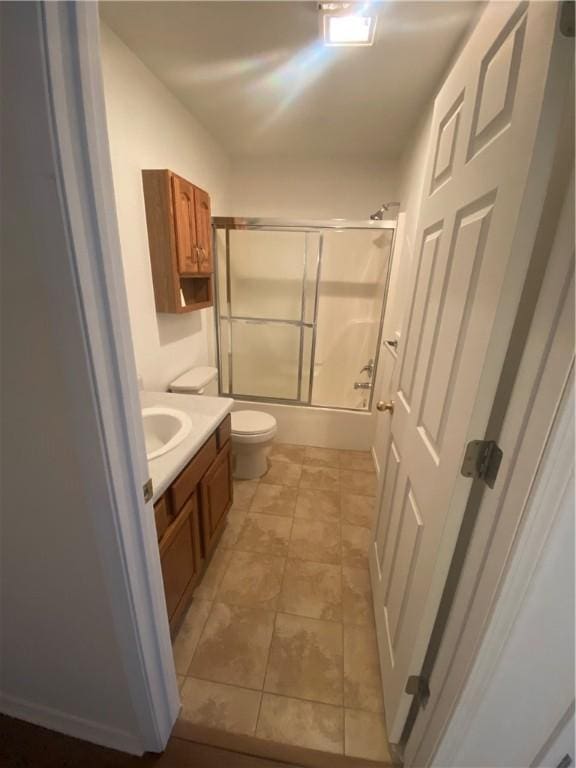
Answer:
142;406;192;460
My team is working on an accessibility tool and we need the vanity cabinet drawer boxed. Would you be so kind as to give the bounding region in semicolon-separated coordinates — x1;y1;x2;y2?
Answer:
154;495;171;542
170;434;217;512
159;492;202;627
217;413;231;448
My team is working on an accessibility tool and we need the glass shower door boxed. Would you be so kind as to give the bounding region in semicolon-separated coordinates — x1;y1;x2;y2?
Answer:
217;229;320;402
311;228;393;410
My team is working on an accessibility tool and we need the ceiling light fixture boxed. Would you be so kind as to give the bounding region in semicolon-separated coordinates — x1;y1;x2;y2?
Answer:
319;3;376;47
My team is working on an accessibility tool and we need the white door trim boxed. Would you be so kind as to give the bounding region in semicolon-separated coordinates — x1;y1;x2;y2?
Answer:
39;2;178;752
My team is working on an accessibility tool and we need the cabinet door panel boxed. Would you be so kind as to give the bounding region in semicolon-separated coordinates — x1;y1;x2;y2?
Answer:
194;186;213;274
159;493;201;622
172;175;198;275
200;442;232;556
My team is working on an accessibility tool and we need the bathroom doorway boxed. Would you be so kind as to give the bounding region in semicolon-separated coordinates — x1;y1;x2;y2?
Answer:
214;218;396;412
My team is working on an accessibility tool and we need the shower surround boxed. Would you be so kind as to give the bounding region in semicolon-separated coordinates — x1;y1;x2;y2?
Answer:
213;218;396;447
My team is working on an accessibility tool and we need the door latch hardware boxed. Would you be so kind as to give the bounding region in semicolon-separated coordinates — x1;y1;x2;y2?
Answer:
405;675;430;710
143;478;154;503
460;440;503;489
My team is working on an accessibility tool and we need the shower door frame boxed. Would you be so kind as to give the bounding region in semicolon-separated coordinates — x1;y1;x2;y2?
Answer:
212;217;397;413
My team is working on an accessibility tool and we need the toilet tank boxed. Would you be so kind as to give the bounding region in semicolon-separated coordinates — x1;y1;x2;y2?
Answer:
169;366;219;396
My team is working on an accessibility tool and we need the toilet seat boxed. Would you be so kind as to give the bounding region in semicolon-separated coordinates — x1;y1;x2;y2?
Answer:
232;410;277;444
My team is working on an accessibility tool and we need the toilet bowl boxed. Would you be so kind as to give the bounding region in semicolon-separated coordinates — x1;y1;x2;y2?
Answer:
169;367;277;480
231;410;277;479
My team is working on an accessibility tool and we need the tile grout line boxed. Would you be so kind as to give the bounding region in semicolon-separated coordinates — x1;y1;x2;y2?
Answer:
255;591;281;736
339;486;347;757
182;665;386;717
338;486;347;757
253;451;294;737
184;598;215;677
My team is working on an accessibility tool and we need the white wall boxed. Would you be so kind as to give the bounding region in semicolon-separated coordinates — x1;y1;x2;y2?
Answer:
1;4;140;749
230;156;399;219
100;24;232;392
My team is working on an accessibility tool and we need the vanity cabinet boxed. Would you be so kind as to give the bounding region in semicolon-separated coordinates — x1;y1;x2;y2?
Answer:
153;414;232;634
142;169;213;314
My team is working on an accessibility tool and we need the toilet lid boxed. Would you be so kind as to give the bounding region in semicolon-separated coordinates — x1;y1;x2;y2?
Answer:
170;366;218;393
232;410;276;435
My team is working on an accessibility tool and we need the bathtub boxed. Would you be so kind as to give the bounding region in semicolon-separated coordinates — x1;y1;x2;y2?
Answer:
231;399;376;451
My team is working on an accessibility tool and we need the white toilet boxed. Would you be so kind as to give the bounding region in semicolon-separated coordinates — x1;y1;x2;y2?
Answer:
169;367;277;480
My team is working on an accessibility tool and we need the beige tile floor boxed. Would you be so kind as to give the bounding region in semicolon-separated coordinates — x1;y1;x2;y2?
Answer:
173;444;391;763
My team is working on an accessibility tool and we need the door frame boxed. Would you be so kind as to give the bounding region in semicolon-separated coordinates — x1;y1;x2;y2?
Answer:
39;2;179;752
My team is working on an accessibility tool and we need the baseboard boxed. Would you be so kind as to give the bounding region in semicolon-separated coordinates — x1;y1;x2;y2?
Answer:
0;692;143;756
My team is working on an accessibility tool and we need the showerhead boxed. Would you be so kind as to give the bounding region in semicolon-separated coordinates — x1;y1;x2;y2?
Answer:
370;202;400;220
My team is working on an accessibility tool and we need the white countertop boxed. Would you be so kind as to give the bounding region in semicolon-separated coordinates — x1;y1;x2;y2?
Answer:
140;390;234;502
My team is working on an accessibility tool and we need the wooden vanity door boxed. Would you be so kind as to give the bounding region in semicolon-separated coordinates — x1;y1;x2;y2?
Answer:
171;174;199;275
194;186;213;274
200;441;232;556
159;492;202;626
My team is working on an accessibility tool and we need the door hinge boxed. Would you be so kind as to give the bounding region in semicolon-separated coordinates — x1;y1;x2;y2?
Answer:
460;439;503;489
560;1;575;37
143;478;153;503
405;675;430;710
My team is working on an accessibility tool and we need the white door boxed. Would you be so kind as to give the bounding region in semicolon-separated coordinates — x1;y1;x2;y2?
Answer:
369;1;569;743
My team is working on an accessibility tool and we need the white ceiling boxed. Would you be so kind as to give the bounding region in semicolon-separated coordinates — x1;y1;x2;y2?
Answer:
100;1;480;160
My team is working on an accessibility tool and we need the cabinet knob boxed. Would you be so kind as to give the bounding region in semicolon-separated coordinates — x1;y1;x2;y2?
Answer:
377;400;394;413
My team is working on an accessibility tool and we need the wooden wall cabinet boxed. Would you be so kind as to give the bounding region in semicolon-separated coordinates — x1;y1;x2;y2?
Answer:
153;414;232;634
142;169;213;314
